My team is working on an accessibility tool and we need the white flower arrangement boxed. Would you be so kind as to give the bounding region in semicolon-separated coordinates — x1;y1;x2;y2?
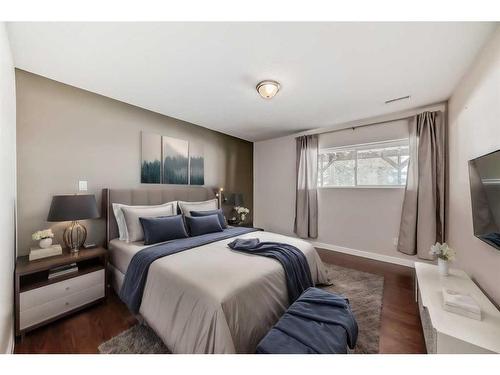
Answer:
32;229;54;241
233;206;250;223
235;206;250;215
429;242;455;261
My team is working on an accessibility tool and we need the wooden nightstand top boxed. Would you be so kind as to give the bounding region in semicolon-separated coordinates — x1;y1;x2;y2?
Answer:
16;247;107;276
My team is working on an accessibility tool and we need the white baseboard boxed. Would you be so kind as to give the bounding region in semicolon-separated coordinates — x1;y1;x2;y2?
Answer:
310;241;415;268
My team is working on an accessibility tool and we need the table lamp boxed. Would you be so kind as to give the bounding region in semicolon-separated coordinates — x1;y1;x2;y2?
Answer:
47;194;99;253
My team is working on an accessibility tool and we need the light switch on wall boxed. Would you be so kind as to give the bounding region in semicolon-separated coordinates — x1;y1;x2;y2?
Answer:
79;180;88;191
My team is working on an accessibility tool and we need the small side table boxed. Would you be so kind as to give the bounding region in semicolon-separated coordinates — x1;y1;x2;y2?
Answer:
15;247;108;337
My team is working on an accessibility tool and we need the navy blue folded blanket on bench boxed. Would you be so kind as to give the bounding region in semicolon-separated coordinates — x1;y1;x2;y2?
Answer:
227;238;313;303
256;287;358;354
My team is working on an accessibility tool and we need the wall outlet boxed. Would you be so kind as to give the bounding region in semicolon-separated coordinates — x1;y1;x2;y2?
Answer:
79;180;88;191
393;237;398;246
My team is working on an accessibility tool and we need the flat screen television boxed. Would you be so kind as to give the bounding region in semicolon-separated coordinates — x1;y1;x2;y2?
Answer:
469;149;500;250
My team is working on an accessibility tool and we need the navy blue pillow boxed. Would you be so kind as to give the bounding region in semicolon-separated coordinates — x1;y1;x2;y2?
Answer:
190;209;227;228
139;214;188;245
185;214;223;236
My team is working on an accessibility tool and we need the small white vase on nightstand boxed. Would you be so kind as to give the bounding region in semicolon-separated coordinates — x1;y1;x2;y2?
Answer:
438;258;449;276
39;238;53;249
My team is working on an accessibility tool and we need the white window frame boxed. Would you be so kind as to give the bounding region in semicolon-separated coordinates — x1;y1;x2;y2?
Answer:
318;138;409;189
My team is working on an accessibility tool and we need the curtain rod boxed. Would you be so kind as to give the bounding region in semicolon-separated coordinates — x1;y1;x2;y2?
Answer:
337;114;414;131
294;101;447;139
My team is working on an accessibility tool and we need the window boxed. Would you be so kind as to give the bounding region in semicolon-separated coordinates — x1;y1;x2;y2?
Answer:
318;139;409;188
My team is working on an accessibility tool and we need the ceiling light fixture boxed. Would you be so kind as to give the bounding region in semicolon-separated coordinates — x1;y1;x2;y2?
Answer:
256;80;280;99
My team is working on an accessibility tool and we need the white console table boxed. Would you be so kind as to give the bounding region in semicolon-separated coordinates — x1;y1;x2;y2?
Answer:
415;262;500;353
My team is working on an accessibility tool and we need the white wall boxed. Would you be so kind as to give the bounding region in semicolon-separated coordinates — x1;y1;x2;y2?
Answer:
0;23;16;353
254;119;417;264
448;26;500;304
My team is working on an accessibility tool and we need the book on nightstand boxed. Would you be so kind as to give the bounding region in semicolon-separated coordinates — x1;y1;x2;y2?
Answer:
442;287;482;321
48;262;78;279
29;244;63;261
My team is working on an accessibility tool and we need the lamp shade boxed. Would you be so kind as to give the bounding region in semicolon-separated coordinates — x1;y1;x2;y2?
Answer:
47;194;99;222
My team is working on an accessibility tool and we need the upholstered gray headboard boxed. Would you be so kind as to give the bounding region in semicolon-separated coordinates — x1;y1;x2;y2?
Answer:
102;186;216;248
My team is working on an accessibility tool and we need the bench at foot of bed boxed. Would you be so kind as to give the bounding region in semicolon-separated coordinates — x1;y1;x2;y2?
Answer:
256;287;358;354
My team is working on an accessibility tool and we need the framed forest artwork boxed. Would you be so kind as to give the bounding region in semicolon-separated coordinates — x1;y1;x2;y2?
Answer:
162;136;189;185
189;142;204;185
141;132;205;185
140;132;162;183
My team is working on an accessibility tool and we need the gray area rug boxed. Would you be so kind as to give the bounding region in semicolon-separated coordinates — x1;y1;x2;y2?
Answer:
323;264;384;354
98;263;384;354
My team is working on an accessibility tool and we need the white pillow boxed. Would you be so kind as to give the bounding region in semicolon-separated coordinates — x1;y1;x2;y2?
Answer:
178;199;219;217
112;201;177;241
121;202;178;243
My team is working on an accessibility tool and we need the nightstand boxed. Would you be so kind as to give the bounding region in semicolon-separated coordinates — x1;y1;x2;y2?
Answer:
228;221;254;228
15;247;108;337
228;223;263;231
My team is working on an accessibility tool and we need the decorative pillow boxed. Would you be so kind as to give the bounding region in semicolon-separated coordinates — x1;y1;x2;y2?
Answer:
191;209;227;228
185;215;223;236
139;215;188;245
121;203;177;242
178;199;218;217
113;201;177;241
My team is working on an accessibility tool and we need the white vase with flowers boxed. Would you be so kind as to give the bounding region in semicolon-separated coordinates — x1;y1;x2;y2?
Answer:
32;229;55;249
429;242;455;276
234;206;250;224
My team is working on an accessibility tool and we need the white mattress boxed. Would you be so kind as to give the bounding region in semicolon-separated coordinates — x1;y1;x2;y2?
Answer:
109;238;147;274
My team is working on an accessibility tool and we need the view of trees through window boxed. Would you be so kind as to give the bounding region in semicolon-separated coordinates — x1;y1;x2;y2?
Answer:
318;140;409;187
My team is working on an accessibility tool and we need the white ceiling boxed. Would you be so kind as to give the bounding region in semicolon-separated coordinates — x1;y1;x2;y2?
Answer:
7;22;497;141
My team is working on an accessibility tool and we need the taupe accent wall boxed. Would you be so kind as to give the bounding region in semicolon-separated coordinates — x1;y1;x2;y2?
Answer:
16;70;253;255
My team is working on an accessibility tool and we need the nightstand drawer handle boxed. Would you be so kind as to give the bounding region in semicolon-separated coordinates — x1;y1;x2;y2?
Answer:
65;287;70;291
65;302;70;306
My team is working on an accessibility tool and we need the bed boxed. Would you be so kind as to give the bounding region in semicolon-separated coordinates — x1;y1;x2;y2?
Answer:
103;187;331;354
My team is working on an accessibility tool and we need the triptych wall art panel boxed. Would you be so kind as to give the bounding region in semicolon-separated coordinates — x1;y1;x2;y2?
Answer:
189;142;205;186
162;136;189;184
141;132;204;185
140;132;162;183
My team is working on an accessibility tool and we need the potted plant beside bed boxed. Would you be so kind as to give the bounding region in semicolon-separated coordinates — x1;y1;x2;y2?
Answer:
228;206;251;226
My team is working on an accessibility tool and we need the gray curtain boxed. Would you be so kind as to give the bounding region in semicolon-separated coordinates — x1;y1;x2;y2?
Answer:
398;111;445;259
294;135;318;239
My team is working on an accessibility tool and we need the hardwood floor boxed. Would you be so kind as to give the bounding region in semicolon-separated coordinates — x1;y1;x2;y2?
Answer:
317;249;426;354
15;250;426;354
14;291;137;354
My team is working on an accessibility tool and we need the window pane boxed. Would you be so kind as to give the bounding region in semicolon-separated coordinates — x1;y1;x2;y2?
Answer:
400;154;409;185
318;141;409;187
318;150;355;187
357;146;408;186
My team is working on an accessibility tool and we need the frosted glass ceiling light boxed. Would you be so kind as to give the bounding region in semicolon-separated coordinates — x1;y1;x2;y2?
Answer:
256;80;280;99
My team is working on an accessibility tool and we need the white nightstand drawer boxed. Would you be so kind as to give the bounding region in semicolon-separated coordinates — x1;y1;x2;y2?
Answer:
20;283;105;330
20;269;104;311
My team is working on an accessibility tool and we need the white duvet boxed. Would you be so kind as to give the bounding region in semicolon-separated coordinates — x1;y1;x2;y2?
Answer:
110;231;330;354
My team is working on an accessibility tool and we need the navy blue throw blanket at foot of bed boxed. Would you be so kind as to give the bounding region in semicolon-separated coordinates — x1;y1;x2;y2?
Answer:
120;227;259;313
256;287;358;354
227;238;313;303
